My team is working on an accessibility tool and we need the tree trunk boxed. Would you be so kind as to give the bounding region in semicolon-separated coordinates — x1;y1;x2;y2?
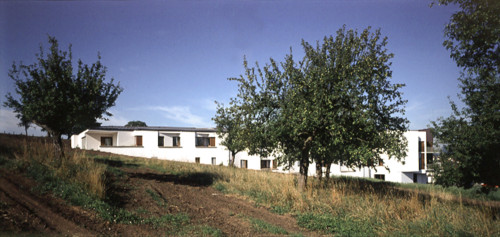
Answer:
298;151;309;192
230;151;236;167
315;160;323;182
325;162;332;179
48;131;65;167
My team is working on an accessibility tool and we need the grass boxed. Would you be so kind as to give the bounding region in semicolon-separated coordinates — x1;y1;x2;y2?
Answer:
1;134;498;236
247;216;288;235
120;155;499;236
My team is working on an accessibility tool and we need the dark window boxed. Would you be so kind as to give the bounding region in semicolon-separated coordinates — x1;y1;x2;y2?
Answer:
241;160;248;169
173;136;181;147
375;174;385;180
261;160;271;169
196;137;215;147
158;136;164;146
419;141;425;152
101;137;112;146
419;154;425;170
195;157;200;164
212;157;216;165
426;154;433;165
413;173;418;183
135;136;142;146
378;160;384;166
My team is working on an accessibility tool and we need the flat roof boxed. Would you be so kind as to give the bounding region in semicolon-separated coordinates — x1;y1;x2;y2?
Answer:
89;126;216;133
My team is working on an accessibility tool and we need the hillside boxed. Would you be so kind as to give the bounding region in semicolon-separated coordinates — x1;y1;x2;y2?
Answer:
0;134;498;236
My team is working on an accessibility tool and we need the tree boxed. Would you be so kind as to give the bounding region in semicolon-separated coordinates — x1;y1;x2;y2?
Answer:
212;101;247;166
223;26;408;191
125;120;147;127
4;36;123;162
431;0;500;187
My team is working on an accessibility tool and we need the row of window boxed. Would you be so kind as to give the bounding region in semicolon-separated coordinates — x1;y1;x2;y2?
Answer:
100;135;216;147
195;157;218;165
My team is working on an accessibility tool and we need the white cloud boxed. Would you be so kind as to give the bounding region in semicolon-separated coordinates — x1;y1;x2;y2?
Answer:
98;111;129;126
149;106;213;128
0;109;45;136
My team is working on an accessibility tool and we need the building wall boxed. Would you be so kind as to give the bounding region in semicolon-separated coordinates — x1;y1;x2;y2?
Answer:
71;128;432;184
71;129;231;166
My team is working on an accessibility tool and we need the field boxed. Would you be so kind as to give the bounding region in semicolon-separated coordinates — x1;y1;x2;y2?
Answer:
0;133;498;236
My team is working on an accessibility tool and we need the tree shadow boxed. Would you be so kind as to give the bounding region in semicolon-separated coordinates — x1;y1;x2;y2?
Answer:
128;171;221;187
93;158;140;168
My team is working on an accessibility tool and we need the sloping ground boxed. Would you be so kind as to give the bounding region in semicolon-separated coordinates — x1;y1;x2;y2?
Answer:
0;165;317;236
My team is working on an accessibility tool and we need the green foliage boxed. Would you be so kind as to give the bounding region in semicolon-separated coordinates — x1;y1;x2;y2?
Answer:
431;0;500;187
144;213;189;229
247;217;288;235
4;36;122;159
222;26;408;189
297;212;374;236
146;188;168;207
212;101;247;166
125;120;147;127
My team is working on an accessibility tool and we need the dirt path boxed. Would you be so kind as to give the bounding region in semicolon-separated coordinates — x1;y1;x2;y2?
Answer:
0;170;96;236
124;167;317;236
0;165;318;236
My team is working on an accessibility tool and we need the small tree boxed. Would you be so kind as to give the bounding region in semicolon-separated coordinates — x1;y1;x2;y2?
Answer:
213;101;247;166
225;26;408;191
431;0;500;187
125;120;147;127
4;36;123;162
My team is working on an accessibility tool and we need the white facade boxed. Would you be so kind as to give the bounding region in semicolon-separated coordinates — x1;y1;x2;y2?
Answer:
71;126;434;184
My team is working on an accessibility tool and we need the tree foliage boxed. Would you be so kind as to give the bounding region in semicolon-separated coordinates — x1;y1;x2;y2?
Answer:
219;26;408;190
431;0;500;187
125;120;147;127
4;36;123;160
213;101;247;166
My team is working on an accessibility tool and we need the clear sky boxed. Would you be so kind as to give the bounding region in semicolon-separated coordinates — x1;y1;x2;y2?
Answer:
0;0;461;136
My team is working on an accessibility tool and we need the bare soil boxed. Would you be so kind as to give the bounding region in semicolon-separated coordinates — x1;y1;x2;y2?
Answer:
0;163;318;236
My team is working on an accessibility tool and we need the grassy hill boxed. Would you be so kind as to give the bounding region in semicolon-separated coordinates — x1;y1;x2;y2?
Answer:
0;133;498;236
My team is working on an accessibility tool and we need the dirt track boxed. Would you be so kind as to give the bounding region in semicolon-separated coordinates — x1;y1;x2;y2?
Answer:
0;165;317;236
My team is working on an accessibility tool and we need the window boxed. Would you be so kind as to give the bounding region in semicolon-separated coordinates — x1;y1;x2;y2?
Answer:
419;154;425;170
413;173;418;183
100;137;112;146
374;174;385;180
158;136;164;146
159;134;181;147
173;136;181;147
261;160;271;169
195;157;200;164
272;160;277;169
196;136;216;147
212;157;216;165
426;154;433;165
135;136;142;146
241;160;248;169
378;160;384;166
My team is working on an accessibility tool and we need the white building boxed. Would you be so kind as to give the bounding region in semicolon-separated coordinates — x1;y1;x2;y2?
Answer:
71;126;435;184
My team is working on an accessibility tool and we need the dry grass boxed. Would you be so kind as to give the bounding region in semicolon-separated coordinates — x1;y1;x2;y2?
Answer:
134;156;499;236
1;134;106;198
1;134;497;235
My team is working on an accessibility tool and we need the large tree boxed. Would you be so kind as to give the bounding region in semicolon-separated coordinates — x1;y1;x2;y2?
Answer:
221;26;408;191
4;36;123;161
431;0;500;187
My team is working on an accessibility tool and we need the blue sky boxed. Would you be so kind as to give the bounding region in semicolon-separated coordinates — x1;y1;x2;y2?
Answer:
0;0;461;136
